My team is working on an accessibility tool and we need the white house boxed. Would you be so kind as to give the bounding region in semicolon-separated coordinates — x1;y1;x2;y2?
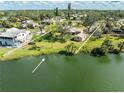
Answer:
41;19;53;24
74;33;87;42
22;20;39;28
0;28;32;47
67;27;81;35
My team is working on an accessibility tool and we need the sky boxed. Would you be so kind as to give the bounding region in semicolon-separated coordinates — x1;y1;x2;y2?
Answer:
0;1;124;10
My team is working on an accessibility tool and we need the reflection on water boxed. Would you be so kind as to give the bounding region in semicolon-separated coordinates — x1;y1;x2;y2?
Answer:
96;55;110;64
114;54;123;63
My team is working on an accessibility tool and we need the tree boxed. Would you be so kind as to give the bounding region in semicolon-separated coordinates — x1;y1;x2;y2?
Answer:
68;3;71;10
39;24;45;33
44;24;58;34
54;7;59;16
118;42;124;52
91;39;114;56
2;20;14;28
103;17;115;34
58;22;69;40
93;31;102;39
65;43;77;55
101;39;114;53
91;47;106;56
120;25;124;30
67;3;71;20
43;24;59;47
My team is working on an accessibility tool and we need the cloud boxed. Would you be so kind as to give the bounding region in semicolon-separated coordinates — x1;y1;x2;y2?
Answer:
0;1;124;10
40;1;49;5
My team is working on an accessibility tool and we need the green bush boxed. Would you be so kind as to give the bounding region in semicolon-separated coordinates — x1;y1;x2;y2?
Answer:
28;45;41;51
91;47;106;56
33;35;42;42
90;37;97;41
112;49;120;54
58;50;74;56
28;42;35;45
65;34;73;40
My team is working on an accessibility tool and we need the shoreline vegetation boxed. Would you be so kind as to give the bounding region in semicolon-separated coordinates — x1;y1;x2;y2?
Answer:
0;35;124;61
1;3;124;61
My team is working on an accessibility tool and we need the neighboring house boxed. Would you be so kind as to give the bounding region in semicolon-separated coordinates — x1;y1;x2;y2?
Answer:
112;29;124;34
41;19;53;25
67;28;81;35
22;20;39;28
74;33;87;42
0;28;32;47
118;19;124;25
67;27;87;42
111;29;124;37
22;20;33;24
52;16;63;23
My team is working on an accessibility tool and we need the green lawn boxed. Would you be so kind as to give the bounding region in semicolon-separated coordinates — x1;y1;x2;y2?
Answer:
0;47;12;59
1;41;82;61
1;35;124;61
85;35;124;51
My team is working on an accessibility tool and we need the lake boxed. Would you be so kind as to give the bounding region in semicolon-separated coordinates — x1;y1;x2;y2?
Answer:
0;54;124;92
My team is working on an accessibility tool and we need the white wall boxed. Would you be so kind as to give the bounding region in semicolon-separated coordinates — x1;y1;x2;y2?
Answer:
0;31;32;47
16;32;32;43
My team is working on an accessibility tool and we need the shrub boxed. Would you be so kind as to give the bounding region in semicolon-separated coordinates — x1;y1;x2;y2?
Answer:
58;50;74;56
112;49;120;54
28;45;41;51
59;39;66;43
90;37;97;41
28;42;35;45
33;36;42;42
91;47;106;56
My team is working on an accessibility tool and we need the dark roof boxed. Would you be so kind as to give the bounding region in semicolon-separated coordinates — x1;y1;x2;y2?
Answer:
112;29;124;32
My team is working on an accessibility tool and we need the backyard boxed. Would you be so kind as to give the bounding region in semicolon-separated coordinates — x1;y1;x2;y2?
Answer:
0;35;124;61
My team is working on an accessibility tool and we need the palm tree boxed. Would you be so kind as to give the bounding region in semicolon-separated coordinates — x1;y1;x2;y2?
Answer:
67;3;71;20
54;7;59;16
118;42;124;52
65;43;77;55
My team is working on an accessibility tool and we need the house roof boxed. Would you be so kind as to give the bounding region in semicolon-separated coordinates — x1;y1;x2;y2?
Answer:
76;33;87;37
69;28;81;33
0;28;29;38
0;34;15;38
42;19;53;23
112;29;124;33
22;20;33;24
6;28;25;35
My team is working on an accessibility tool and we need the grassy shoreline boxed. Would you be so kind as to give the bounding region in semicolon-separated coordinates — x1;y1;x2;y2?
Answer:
0;41;81;61
0;35;124;62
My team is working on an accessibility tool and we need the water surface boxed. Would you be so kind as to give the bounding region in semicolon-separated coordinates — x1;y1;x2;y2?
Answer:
0;54;124;91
